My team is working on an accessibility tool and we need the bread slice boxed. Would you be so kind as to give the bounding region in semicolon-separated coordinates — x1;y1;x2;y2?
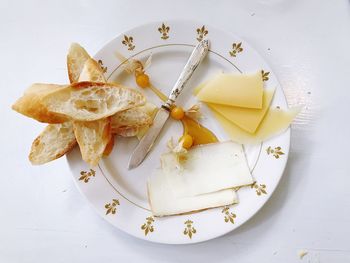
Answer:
111;102;157;137
73;58;114;162
111;107;151;134
74;56;116;155
29;122;77;165
136;103;158;139
42;81;146;121
73;118;112;166
12;83;69;123
79;58;106;82
120;127;144;137
67;43;91;83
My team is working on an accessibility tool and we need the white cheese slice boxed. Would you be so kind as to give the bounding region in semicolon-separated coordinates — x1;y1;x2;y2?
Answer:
148;170;238;217
161;141;254;198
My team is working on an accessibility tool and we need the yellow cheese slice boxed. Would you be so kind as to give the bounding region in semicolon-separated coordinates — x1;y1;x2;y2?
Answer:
193;81;207;95
213;107;300;144
196;72;264;109
207;88;275;134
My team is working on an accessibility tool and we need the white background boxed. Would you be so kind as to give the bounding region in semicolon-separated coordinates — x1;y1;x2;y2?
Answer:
1;0;350;262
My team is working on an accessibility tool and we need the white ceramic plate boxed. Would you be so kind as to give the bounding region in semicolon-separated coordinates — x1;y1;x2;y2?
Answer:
67;20;290;244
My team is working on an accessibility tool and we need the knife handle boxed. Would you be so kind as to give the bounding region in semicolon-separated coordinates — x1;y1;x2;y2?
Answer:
162;39;210;110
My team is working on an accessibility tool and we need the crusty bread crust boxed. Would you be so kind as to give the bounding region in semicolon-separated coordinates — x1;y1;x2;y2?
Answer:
12;83;69;123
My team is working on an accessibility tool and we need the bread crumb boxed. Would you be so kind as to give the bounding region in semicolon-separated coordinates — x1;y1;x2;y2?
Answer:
298;249;308;259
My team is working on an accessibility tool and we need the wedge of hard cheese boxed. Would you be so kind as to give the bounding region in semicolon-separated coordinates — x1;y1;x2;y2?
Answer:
196;72;264;109
207;88;275;134
213;107;300;144
148;170;238;217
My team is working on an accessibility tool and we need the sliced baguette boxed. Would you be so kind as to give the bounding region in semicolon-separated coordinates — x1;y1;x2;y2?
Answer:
67;43;91;83
73;118;112;166
25;46;112;165
42;81;146;121
27;53;105;164
12;83;69;123
29;122;77;165
26;43;89;164
73;57;113;163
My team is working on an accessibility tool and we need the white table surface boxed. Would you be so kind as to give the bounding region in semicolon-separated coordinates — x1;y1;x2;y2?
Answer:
1;0;350;262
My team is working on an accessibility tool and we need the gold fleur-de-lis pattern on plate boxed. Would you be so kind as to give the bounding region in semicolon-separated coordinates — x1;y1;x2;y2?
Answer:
196;25;208;41
229;42;243;57
222;206;236;224
158;23;170;40
79;169;95;183
261;70;270;81
251;182;267;196
105;199;120;215
98;60;107;73
122;35;135;51
141;216;155;236
183;220;196;239
266;146;284;159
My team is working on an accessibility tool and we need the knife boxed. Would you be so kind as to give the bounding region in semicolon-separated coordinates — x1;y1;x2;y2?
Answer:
128;39;210;169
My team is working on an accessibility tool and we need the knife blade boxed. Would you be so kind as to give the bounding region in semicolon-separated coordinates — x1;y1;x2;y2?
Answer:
128;39;210;169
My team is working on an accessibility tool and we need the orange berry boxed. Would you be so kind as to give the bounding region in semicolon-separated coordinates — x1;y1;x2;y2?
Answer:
179;134;193;149
170;106;185;120
135;73;150;88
